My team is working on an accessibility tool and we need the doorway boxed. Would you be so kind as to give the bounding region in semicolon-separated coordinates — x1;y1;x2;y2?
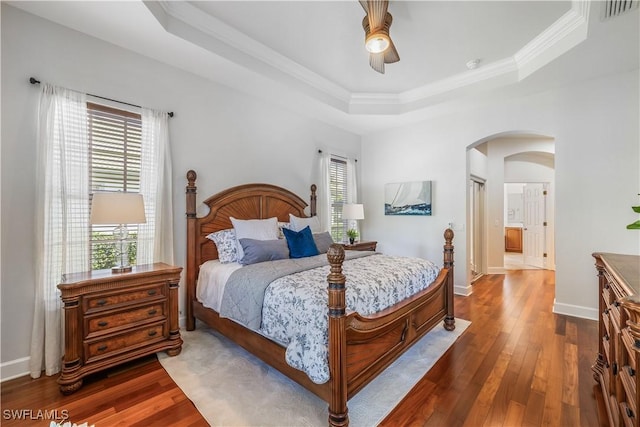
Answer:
504;182;549;270
466;133;555;287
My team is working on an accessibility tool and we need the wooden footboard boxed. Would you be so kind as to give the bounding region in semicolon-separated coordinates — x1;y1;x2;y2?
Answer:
326;229;454;426
185;171;455;427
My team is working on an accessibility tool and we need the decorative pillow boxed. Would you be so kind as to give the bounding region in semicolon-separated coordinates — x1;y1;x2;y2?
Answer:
289;214;322;233
230;216;279;261
238;238;289;265
313;232;335;254
206;229;238;263
282;226;319;258
277;221;291;239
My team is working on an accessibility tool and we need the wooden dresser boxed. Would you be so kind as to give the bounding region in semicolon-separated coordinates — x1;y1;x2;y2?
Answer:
57;262;183;394
593;253;640;426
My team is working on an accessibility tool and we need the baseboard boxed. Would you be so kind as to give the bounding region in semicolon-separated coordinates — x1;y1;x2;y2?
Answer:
454;284;473;296
1;356;30;382
552;299;598;321
487;267;507;274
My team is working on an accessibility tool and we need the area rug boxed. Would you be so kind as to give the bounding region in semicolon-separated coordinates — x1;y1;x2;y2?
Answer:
158;318;470;427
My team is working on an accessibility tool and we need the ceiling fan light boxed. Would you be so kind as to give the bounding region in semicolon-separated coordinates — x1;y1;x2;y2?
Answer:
365;33;390;53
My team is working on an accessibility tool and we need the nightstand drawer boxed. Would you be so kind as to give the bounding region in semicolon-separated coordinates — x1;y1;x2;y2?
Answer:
85;302;167;337
84;283;166;312
85;322;167;362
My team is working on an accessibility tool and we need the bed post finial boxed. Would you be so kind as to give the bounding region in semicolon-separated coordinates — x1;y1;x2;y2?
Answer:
185;171;198;331
443;228;455;331
310;184;317;217
326;244;349;427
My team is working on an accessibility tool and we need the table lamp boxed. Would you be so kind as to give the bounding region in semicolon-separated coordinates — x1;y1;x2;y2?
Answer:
90;192;146;273
342;203;364;244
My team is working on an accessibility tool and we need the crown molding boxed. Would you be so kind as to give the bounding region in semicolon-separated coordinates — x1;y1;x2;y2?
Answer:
514;0;590;79
149;1;352;106
145;0;590;115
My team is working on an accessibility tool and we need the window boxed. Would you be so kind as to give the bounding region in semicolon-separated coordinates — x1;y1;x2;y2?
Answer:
88;102;142;270
329;157;348;242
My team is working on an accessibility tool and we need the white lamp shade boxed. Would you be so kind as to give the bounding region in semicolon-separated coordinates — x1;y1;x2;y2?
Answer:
90;192;146;225
342;204;365;220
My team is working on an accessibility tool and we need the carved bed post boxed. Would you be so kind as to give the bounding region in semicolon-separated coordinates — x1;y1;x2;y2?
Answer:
443;228;456;331
327;244;348;427
185;170;198;331
310;184;317;217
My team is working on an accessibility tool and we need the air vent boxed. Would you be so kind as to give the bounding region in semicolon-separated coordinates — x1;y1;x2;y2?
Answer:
603;0;638;20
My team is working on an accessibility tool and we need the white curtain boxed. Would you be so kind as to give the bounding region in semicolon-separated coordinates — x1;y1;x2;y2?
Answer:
137;108;174;265
316;151;331;233
30;85;89;378
317;153;360;237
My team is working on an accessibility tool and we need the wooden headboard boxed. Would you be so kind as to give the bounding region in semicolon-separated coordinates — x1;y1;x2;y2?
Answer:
185;170;317;327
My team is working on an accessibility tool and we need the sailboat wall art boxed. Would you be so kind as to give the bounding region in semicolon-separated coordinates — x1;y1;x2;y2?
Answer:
385;181;432;216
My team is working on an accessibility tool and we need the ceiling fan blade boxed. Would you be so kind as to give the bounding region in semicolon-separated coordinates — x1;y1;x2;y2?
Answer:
359;0;368;13
367;0;388;31
384;39;400;64
369;52;385;74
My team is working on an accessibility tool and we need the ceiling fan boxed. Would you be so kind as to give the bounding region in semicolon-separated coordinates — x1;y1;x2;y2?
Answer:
359;0;400;74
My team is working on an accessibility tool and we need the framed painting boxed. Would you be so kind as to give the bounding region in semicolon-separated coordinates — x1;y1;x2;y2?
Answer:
385;181;432;216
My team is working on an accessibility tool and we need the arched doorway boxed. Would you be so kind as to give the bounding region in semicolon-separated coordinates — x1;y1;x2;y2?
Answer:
466;132;555;289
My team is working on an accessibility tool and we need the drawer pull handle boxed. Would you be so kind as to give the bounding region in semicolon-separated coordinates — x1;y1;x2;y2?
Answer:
148;330;158;337
628;366;635;377
98;321;108;327
626;407;634;418
97;345;108;352
97;299;107;306
604;334;610;341
604;308;609;315
148;289;157;296
635;339;640;349
148;309;157;316
614;301;621;307
613;362;618;375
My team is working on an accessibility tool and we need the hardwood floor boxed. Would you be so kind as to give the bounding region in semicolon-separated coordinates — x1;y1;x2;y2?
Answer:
2;270;605;426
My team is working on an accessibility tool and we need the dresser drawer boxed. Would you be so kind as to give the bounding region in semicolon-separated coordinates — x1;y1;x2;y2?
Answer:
84;283;166;313
621;365;638;413
620;401;636;427
85;322;167;362
85;302;167;338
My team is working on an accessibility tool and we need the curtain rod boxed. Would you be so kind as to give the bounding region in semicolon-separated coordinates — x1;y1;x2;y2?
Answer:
29;77;174;118
317;149;357;162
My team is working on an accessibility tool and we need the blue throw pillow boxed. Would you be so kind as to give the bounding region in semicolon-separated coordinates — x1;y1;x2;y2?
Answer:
282;226;319;258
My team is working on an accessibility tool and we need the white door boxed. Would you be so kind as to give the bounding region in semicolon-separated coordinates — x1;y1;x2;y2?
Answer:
523;183;545;268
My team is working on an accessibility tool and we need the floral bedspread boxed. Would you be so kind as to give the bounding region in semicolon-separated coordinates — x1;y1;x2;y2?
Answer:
259;253;440;384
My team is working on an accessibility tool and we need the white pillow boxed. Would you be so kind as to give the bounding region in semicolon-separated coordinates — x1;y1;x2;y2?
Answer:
289;214;322;233
230;216;279;261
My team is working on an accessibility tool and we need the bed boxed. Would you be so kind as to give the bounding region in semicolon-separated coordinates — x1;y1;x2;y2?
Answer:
184;170;455;427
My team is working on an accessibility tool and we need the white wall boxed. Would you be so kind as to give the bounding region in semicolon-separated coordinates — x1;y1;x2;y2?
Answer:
361;69;639;320
0;5;360;379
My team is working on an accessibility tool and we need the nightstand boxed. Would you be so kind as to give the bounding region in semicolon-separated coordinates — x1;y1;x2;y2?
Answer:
342;241;377;251
57;262;182;394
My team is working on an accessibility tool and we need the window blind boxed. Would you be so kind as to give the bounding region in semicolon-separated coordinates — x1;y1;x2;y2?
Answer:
329;158;348;241
88;102;142;270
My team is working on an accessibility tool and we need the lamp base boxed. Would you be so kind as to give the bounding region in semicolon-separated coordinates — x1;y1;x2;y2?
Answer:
112;265;133;274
